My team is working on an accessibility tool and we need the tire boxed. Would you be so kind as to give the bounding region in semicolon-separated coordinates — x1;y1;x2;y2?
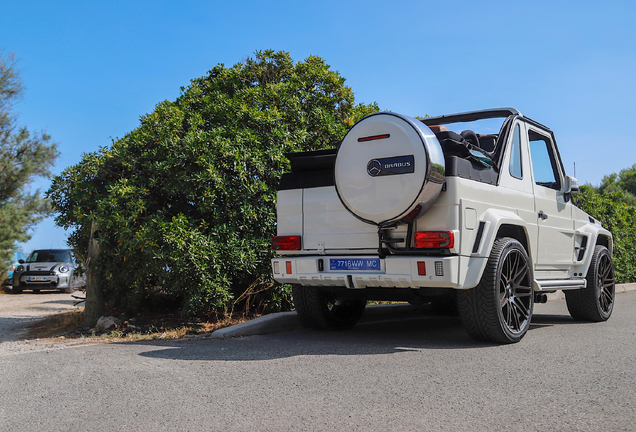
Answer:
64;275;76;293
565;245;615;322
457;237;534;344
12;286;23;294
291;284;367;330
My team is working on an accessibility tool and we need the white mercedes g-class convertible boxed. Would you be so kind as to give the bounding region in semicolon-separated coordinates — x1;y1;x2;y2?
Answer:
271;108;615;343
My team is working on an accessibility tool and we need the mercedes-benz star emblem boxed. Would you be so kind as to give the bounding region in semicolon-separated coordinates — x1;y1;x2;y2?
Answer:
367;159;382;176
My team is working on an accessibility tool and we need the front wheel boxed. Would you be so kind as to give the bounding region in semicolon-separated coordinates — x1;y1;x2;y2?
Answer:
292;285;366;330
457;237;534;344
64;275;77;293
565;245;615;321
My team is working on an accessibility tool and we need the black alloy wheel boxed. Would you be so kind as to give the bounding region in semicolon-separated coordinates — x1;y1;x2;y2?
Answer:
458;237;534;344
565;245;615;321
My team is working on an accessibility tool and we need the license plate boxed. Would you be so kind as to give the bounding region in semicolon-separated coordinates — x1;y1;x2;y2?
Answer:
329;258;381;271
28;276;47;282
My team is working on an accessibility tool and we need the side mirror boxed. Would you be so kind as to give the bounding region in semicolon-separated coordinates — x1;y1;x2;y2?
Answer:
18;259;25;264
564;175;580;194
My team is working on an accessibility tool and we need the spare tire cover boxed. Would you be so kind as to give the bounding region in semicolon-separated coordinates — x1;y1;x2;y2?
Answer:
335;112;445;226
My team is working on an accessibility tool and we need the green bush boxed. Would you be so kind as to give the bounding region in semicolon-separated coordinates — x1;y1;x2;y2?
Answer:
48;50;378;317
576;186;636;283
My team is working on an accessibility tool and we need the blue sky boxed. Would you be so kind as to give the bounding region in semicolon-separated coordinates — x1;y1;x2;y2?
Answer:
1;0;635;253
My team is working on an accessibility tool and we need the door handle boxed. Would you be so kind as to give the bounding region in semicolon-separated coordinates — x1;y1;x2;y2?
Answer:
538;211;548;220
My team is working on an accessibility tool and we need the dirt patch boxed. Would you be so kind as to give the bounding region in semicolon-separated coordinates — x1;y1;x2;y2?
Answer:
27;310;248;341
0;289;268;356
0;291;81;341
27;309;85;339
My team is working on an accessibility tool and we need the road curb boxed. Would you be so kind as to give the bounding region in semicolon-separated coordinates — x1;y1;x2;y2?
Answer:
616;282;636;294
209;283;636;339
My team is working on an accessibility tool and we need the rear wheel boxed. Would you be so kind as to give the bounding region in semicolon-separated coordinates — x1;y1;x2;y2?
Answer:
457;237;534;344
565;245;615;321
292;284;366;330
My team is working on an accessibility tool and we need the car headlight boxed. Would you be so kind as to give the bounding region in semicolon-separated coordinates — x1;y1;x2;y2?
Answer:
16;265;24;273
58;265;69;273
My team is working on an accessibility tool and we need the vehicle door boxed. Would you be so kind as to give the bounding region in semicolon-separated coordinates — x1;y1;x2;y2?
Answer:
497;121;538;259
527;126;574;278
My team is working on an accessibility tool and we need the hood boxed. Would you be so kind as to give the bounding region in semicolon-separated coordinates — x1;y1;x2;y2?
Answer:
28;262;68;271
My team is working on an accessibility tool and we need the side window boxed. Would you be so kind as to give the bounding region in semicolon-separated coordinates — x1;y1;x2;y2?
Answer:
529;130;561;190
509;124;522;179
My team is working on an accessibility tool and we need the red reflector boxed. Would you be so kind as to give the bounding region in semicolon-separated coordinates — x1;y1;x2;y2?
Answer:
357;133;390;142
271;236;302;251
286;261;292;274
414;231;454;249
417;262;426;276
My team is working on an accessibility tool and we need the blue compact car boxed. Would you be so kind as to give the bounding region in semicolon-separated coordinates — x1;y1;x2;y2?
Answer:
4;251;27;286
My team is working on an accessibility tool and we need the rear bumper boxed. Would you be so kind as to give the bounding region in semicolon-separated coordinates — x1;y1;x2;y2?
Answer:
272;255;485;290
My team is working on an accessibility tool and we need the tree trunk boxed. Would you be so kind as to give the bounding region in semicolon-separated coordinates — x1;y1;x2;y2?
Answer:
84;220;104;328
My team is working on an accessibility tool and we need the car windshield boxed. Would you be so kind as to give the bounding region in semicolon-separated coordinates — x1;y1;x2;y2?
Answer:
27;250;73;263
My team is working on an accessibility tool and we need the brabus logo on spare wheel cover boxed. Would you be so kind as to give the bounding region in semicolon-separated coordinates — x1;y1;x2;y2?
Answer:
367;155;415;177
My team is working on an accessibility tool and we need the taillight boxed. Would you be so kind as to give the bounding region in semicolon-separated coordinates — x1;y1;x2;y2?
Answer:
413;231;454;249
357;133;390;142
271;236;302;251
417;262;426;275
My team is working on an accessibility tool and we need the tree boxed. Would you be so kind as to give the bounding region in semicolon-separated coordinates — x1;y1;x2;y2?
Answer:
48;50;377;317
0;52;59;272
598;164;636;205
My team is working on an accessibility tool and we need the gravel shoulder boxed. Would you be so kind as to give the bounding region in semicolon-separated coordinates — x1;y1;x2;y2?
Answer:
0;291;97;355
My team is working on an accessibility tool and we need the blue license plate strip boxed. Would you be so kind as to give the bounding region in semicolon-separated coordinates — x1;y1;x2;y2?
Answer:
329;258;381;271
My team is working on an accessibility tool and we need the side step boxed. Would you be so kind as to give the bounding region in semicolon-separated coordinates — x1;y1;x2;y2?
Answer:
534;279;586;291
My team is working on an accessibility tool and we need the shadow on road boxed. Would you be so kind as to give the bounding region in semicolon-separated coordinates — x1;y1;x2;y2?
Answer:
134;314;508;362
131;309;579;362
39;299;76;306
0;316;41;342
531;314;579;325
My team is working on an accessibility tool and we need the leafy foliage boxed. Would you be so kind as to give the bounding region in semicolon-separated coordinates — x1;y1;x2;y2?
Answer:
0;52;59;271
48;50;377;316
598;164;636;205
576;185;636;283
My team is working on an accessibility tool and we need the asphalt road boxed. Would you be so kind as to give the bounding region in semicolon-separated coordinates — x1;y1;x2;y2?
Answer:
1;292;635;431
